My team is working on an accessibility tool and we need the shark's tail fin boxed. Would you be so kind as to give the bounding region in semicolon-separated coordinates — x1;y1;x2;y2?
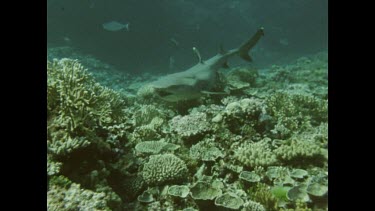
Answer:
238;27;264;62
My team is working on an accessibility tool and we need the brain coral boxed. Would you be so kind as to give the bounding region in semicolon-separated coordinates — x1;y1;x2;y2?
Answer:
142;154;188;186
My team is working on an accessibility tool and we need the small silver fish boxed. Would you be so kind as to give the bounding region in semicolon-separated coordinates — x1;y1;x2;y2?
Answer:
169;56;175;70
102;21;130;32
170;38;179;47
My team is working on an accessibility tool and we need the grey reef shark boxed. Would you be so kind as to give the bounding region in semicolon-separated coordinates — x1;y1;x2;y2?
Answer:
143;27;265;102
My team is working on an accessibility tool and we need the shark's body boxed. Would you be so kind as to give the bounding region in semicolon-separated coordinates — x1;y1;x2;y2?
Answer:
146;28;265;102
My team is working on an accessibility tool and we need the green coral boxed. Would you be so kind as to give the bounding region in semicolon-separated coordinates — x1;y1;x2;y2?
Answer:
274;139;325;166
122;175;145;200
234;138;277;168
47;156;62;176
131;116;165;142
214;192;244;209
47;59;128;158
265;92;327;139
248;183;279;211
168;185;190;198
242;200;266;211
190;141;224;161
239;171;261;183
190;181;222;200
142;154;188;186
132;104;165;127
47;183;114;210
135;140;180;155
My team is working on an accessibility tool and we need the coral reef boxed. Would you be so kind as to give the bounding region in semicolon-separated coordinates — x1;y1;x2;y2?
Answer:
47;49;328;210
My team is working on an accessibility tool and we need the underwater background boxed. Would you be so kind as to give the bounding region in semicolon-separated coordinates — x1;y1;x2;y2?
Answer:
47;0;328;210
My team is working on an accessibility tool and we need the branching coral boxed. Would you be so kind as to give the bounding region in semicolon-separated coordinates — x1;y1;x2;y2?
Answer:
274;139;325;166
233;138;277;168
242;200;266;211
265;91;327;139
47;59;129;158
248;183;279;211
46;49;328;210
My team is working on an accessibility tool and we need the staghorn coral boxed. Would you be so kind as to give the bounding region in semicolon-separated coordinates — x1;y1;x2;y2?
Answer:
47;59;128;158
142;154;188;186
47;155;62;176
248;183;279;211
234;138;277;168
128;103;173;142
242;200;266;211
130;116;165;142
133;104;164;127
274;139;325;166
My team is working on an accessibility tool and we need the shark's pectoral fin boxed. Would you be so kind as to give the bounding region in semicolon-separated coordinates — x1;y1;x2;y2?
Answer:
222;61;230;68
239;53;253;62
201;90;228;95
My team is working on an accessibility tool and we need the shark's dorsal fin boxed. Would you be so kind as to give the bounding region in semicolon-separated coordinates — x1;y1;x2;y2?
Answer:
219;44;227;55
192;47;204;64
